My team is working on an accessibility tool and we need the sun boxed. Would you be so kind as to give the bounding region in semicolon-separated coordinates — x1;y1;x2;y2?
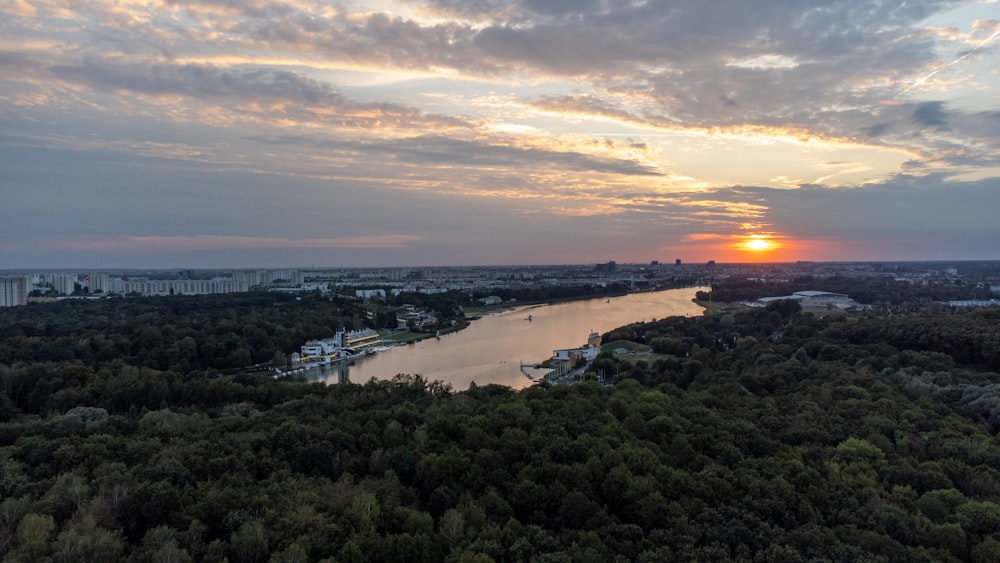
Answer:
723;233;787;260
744;238;773;251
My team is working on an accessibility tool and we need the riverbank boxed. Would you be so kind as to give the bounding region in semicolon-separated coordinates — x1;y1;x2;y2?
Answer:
380;320;472;345
694;298;750;314
518;292;714;387
317;287;707;389
463;289;638;316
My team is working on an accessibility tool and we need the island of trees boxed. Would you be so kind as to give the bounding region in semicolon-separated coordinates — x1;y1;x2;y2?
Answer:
0;280;999;561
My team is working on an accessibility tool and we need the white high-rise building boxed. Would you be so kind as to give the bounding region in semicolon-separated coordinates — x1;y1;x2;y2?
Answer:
88;273;110;293
51;274;77;296
0;277;28;307
271;270;303;285
121;278;249;296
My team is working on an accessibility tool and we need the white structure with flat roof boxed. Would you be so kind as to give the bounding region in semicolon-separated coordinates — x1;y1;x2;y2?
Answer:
758;290;856;309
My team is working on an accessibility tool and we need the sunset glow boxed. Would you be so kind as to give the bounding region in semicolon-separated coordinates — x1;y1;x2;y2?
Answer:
0;1;998;268
744;238;774;252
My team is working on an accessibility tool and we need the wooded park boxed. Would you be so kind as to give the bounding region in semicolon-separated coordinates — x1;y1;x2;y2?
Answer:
0;288;999;561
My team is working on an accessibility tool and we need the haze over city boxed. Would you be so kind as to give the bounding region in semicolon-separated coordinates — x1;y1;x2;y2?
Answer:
1;0;998;269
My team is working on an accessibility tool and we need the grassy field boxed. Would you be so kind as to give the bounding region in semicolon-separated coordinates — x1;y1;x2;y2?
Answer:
600;339;681;365
379;330;430;344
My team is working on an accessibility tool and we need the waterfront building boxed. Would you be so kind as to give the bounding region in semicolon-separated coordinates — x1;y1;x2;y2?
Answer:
343;328;381;350
298;328;382;362
300;339;342;361
551;332;602;368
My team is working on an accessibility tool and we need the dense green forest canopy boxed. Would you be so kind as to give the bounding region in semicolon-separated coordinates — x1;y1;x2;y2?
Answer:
0;292;359;374
699;275;995;309
1;291;1000;561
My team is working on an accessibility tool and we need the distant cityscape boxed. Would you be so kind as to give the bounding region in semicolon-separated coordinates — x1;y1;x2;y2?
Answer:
4;260;1000;309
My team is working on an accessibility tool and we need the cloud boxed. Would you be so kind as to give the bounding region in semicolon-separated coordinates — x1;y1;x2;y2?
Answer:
864;123;891;137
714;175;1000;257
50;62;333;102
912;101;949;127
46;58;469;130
38;234;426;252
1;0;998;267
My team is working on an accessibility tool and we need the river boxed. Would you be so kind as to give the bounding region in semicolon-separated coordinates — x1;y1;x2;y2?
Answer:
311;287;706;389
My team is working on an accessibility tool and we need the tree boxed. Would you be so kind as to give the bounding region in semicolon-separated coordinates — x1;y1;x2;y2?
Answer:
439;508;465;548
51;515;124;563
230;520;268;563
12;512;54;561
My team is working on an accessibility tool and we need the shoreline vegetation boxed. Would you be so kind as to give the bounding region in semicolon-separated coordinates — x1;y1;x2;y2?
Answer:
1;280;1000;560
382;285;694;353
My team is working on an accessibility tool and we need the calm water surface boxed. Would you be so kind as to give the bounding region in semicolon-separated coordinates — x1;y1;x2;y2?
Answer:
313;287;705;389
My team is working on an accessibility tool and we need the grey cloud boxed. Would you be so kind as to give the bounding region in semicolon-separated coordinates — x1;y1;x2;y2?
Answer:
0;51;31;67
249;133;665;178
51;60;340;103
466;0;948;68
162;0;297;19
716;175;1000;258
74;0;968;155
378;135;665;176
912;101;949;128
238;11;497;75
475;2;955;155
189;0;946;84
864;123;891;137
46;58;469;129
522;0;603;16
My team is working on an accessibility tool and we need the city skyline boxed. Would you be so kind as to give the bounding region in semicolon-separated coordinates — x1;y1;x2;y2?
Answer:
1;1;999;269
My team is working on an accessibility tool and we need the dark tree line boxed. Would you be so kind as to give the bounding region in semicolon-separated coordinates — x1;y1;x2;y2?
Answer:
0;293;363;374
0;290;999;560
700;276;995;309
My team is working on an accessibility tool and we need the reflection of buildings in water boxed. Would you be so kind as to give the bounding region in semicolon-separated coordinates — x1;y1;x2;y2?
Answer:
306;361;352;384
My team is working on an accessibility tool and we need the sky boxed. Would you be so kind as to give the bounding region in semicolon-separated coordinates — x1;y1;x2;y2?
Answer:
1;0;998;269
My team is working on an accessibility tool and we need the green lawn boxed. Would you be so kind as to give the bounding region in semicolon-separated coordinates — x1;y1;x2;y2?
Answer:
379;330;429;344
601;339;682;366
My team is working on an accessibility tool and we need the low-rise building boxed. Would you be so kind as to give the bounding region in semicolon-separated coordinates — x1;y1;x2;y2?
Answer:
551;332;602;368
758;290;857;309
299;329;382;362
356;289;386;300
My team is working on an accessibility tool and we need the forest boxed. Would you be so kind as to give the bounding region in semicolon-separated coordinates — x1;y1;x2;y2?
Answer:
699;275;996;311
1;290;1000;561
